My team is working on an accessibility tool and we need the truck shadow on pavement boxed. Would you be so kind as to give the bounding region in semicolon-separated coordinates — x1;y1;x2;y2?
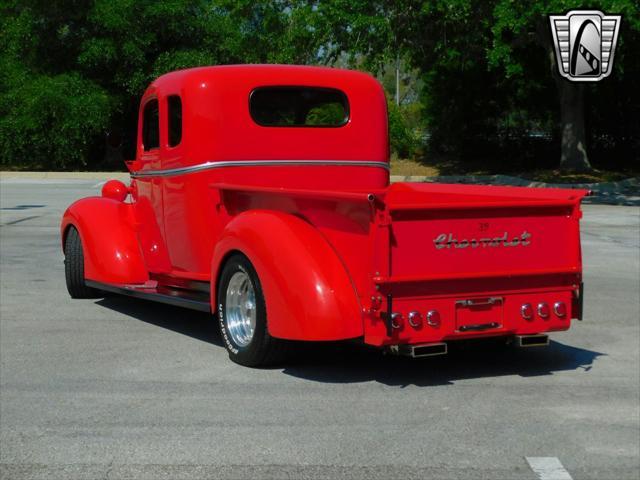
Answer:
95;296;224;348
282;340;604;387
95;296;603;387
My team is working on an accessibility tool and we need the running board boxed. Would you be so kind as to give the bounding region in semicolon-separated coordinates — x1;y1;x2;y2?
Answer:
86;280;211;312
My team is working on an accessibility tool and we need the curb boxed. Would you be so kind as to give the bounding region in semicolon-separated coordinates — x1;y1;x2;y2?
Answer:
0;171;130;181
390;174;640;190
390;174;640;206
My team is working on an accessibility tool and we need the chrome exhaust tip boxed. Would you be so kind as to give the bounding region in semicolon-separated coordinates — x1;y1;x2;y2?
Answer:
515;334;549;347
390;342;448;358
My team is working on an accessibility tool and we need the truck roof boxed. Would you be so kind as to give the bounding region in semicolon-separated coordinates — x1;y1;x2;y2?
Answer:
149;64;380;91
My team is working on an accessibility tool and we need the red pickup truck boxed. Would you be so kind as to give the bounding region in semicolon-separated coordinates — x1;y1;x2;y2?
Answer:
61;65;587;366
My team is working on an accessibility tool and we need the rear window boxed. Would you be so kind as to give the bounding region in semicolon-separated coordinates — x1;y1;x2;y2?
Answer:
249;87;349;127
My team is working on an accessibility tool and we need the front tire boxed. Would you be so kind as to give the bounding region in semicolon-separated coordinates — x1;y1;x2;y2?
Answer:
217;254;288;367
64;227;100;299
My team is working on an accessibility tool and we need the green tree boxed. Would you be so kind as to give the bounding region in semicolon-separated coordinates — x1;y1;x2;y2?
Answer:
313;0;639;172
312;1;502;159
0;4;112;169
2;1;637;171
490;0;640;172
0;0;324;169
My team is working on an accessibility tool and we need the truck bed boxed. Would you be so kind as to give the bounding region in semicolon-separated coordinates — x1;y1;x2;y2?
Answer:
366;182;589;346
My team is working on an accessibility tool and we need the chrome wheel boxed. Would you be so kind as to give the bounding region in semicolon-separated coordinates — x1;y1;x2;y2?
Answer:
225;271;257;347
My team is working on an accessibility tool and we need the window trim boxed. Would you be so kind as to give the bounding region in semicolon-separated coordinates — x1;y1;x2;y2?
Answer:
248;86;350;128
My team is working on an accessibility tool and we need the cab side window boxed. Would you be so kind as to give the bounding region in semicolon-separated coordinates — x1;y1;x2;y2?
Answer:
168;95;182;147
142;99;159;151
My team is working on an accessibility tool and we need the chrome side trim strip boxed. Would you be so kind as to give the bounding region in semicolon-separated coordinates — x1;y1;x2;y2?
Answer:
130;160;389;178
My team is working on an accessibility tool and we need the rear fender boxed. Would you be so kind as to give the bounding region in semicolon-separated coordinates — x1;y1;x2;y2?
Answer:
212;210;363;341
61;197;148;284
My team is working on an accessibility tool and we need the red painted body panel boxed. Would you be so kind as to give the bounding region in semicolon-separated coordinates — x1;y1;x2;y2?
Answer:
61;197;148;284
61;65;588;347
211;210;363;340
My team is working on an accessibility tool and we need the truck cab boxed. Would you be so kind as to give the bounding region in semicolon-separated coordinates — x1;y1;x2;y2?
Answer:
61;65;587;366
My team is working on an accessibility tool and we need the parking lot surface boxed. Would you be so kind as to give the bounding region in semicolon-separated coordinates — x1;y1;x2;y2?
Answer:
1;180;639;479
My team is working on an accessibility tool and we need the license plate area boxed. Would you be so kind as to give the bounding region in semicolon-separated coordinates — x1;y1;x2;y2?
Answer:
455;297;504;332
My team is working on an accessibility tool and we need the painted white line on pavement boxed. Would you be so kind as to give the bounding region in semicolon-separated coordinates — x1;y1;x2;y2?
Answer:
526;457;573;480
93;181;107;188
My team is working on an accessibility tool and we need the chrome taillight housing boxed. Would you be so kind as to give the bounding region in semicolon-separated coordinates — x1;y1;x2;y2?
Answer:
408;311;422;328
426;310;440;327
537;302;550;319
391;312;403;329
554;301;567;317
521;303;533;320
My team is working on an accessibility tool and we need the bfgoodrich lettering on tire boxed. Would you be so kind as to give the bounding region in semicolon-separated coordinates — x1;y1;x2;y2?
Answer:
217;253;288;367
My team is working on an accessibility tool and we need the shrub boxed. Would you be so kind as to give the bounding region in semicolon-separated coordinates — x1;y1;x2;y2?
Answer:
387;100;420;159
0;73;111;170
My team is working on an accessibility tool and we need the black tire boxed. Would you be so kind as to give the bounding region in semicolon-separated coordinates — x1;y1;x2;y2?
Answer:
217;254;288;367
64;227;100;299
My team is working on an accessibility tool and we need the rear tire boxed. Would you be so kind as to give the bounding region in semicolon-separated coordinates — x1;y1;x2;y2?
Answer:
217;254;288;367
64;227;100;299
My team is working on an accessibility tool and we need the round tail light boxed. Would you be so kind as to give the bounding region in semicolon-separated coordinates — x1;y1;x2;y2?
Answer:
538;302;550;319
391;313;403;329
426;310;440;327
521;303;533;320
554;301;567;317
408;311;422;328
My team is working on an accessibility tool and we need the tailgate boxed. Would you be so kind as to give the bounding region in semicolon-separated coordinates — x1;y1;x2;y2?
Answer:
384;183;588;281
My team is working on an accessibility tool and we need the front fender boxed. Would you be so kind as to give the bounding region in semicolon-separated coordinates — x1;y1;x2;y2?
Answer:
212;211;363;341
61;197;148;284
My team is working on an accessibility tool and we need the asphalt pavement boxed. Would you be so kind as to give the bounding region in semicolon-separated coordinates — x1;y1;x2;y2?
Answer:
1;179;639;479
